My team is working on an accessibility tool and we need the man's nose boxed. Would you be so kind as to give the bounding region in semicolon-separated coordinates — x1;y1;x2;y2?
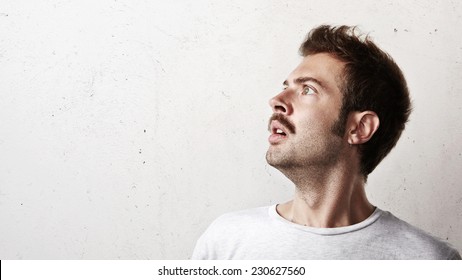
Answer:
269;91;293;115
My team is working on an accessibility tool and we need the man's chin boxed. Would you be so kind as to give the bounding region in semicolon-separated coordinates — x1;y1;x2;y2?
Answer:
266;150;287;168
265;152;275;167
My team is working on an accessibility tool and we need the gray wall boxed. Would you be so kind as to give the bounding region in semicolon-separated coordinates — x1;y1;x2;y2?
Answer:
0;0;461;259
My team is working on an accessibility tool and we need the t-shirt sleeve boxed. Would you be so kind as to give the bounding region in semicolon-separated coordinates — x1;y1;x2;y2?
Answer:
191;217;222;260
190;213;232;260
191;232;209;260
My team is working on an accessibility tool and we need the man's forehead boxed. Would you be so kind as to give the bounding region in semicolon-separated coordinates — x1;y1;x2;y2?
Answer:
285;53;345;89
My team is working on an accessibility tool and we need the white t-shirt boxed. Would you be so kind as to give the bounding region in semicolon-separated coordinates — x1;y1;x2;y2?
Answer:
192;205;460;259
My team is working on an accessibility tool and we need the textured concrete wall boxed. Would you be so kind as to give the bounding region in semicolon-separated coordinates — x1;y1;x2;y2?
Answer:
0;0;461;259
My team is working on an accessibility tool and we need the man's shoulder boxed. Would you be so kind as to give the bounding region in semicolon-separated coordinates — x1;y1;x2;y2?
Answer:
192;205;274;259
209;205;271;229
377;210;461;259
379;210;447;243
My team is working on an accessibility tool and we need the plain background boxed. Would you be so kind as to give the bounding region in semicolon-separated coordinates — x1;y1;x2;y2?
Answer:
0;0;461;259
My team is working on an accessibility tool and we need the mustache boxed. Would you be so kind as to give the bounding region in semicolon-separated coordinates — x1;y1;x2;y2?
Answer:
268;113;296;134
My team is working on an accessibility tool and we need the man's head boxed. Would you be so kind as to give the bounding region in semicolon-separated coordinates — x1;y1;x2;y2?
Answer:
267;25;411;179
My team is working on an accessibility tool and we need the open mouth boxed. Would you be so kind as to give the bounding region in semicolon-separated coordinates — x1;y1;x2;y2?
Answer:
273;128;287;136
269;120;289;144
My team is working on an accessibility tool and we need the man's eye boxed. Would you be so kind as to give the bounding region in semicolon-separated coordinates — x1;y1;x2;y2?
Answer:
301;86;316;95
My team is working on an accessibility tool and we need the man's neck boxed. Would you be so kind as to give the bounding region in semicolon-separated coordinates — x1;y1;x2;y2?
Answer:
276;161;374;228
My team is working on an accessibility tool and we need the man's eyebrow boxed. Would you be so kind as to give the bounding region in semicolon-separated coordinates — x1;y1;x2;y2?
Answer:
283;77;326;89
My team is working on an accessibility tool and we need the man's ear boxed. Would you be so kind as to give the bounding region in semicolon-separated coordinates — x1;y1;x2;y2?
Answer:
346;111;380;145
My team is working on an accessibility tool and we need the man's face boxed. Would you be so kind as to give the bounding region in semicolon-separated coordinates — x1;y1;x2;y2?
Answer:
266;53;347;170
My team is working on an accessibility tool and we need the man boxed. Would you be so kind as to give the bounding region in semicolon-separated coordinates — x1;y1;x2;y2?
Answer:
192;25;461;259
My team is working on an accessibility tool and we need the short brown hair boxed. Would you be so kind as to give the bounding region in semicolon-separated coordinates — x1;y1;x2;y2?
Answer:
299;25;412;177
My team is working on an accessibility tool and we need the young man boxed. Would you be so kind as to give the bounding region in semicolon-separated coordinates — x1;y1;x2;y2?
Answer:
192;25;461;259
